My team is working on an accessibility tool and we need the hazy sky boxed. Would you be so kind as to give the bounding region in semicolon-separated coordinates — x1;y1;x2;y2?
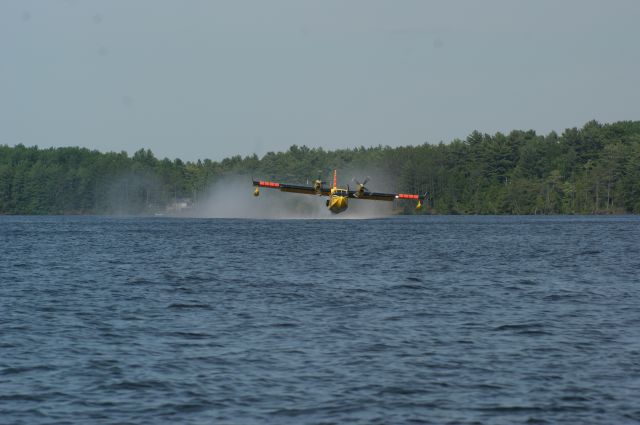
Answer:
2;0;639;161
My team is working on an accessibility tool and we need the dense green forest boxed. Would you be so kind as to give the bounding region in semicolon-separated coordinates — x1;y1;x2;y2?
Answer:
1;120;640;215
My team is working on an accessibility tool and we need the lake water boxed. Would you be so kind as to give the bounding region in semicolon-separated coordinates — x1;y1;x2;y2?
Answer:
1;215;639;424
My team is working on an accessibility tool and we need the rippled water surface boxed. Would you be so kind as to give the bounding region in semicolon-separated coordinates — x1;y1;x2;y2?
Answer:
1;215;640;424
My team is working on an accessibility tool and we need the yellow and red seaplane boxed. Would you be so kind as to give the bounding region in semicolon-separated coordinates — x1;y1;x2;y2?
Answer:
252;170;428;214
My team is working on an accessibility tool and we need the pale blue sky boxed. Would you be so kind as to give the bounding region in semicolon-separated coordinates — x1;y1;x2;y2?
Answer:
2;0;639;161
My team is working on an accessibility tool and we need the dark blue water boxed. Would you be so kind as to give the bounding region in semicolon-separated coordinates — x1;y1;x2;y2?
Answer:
1;215;640;424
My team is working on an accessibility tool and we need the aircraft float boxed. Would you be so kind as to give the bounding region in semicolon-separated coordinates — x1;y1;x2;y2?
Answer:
252;170;428;214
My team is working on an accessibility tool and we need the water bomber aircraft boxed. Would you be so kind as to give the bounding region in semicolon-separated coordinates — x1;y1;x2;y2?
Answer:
252;170;428;214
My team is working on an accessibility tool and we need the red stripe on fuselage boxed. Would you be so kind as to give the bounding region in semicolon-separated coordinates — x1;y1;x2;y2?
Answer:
259;181;280;188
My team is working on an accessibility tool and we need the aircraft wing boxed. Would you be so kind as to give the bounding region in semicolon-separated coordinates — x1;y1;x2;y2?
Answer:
253;179;428;202
252;179;330;196
347;190;428;202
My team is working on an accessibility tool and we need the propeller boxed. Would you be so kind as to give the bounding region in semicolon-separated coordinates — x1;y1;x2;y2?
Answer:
313;171;326;194
351;177;370;197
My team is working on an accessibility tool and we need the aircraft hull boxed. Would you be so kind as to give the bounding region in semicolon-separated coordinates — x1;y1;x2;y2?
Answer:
328;195;348;214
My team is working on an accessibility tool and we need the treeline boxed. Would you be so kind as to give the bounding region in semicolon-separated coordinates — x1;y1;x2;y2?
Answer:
1;119;640;215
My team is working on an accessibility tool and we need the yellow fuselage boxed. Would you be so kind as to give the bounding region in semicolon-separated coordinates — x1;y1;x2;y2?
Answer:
328;188;349;214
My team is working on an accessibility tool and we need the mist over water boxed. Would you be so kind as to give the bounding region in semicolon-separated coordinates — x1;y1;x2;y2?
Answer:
2;215;640;424
102;169;407;218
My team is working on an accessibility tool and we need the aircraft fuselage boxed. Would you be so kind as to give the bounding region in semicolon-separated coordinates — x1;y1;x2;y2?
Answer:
327;192;348;214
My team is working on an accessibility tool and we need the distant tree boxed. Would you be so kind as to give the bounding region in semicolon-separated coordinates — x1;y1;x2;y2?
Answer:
1;120;640;215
